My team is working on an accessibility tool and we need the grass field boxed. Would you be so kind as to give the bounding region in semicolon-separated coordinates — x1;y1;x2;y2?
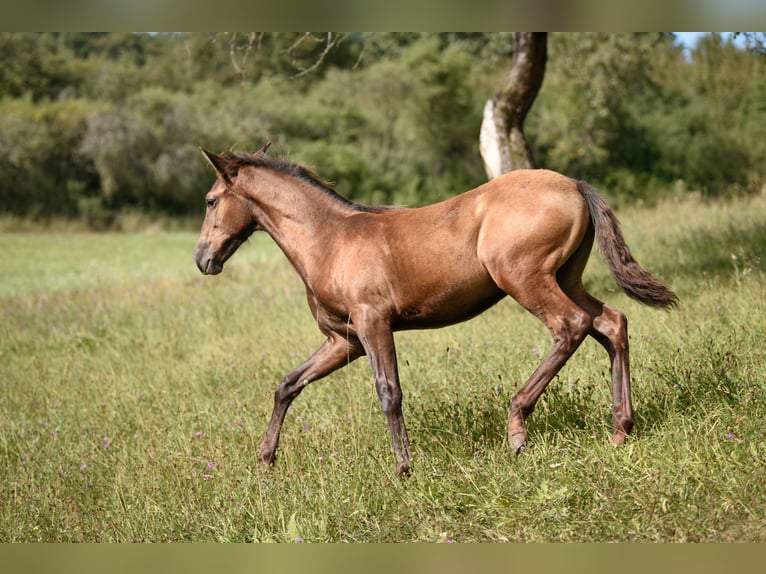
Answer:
1;191;765;542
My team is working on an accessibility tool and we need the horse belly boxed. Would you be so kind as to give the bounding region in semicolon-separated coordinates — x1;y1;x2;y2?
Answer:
391;265;505;330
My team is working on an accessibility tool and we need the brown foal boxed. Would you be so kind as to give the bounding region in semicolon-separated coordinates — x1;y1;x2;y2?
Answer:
194;144;677;475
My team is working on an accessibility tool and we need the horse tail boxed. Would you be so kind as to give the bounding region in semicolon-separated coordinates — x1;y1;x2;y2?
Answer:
576;180;678;309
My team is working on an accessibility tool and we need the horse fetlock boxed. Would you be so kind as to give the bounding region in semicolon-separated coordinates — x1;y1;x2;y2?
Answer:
257;442;277;466
612;410;634;444
611;421;633;446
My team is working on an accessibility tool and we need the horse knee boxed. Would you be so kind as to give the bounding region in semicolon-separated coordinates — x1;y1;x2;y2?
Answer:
375;379;402;415
274;379;301;406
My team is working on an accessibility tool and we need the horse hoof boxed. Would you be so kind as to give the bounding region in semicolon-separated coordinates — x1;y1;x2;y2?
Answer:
509;432;527;454
612;431;628;446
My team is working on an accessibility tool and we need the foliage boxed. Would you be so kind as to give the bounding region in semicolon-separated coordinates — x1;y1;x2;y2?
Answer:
528;33;766;202
0;32;764;226
1;190;765;541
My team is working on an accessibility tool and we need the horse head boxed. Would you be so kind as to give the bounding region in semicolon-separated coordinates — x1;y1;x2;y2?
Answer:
193;143;270;274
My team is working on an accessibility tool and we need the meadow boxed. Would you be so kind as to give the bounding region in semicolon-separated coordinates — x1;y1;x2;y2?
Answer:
1;190;765;542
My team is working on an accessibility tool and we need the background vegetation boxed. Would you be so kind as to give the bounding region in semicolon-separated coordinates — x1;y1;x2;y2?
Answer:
1;32;764;229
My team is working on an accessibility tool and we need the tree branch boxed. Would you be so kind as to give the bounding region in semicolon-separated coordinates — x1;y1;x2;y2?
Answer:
288;32;347;79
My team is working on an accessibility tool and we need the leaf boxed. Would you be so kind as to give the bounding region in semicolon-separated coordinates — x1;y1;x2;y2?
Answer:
286;512;302;542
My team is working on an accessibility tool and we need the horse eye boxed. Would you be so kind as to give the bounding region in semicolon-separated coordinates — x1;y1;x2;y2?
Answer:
206;197;218;209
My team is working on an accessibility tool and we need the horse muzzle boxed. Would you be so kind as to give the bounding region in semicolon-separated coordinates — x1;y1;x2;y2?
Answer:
194;243;223;275
195;235;246;275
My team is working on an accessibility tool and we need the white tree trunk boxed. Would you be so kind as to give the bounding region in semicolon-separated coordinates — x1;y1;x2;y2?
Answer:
478;33;547;180
479;99;505;180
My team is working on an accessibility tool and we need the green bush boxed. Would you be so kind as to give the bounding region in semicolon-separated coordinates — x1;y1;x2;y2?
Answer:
0;32;764;226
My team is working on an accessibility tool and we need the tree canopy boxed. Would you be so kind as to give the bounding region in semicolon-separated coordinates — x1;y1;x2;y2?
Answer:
0;32;763;228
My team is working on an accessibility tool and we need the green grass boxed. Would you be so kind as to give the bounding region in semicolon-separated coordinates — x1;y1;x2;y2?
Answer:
1;191;765;542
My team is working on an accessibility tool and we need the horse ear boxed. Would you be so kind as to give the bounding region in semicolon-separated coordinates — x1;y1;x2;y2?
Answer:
255;141;272;156
200;147;233;186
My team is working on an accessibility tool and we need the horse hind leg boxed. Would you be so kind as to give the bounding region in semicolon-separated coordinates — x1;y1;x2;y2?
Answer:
596;302;633;444
564;286;634;444
557;229;634;445
497;274;593;453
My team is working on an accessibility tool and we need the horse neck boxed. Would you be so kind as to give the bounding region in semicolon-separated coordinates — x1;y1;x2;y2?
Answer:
239;168;350;279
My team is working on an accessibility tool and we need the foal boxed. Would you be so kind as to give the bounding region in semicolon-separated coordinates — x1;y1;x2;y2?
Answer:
194;144;677;475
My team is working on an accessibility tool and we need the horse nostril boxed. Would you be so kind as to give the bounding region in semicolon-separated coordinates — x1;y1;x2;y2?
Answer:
194;252;207;274
194;243;208;272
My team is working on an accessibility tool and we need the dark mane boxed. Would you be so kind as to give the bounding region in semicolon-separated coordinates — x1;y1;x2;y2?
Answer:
221;151;390;214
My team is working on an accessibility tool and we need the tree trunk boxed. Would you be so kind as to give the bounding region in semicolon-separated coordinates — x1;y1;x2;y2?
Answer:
480;32;548;179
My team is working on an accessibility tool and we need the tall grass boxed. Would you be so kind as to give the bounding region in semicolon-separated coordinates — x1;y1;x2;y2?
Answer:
1;191;764;542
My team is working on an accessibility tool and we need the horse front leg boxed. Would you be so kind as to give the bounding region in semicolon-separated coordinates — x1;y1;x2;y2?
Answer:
352;306;412;476
258;333;363;467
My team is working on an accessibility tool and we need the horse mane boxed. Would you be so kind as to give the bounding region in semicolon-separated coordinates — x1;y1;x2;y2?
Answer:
220;150;391;214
